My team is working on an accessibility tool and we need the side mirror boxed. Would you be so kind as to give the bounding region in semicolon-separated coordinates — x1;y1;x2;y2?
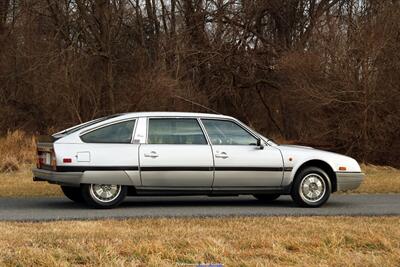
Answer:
257;138;264;149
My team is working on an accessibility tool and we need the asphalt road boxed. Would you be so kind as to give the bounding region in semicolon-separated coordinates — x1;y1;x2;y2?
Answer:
0;194;399;221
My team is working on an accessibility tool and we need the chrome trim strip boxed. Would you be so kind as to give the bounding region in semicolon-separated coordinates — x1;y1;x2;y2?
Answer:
141;166;212;171
53;166;292;172
56;166;139;172
215;167;292;172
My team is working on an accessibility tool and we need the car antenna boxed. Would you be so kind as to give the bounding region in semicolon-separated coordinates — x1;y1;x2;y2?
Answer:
173;95;222;114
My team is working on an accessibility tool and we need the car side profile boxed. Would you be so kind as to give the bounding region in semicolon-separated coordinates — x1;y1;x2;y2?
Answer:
33;112;364;208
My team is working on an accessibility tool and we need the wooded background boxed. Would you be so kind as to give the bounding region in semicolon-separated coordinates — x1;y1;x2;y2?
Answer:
0;0;399;166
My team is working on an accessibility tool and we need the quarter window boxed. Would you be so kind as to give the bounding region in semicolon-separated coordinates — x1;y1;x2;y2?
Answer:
148;118;207;145
81;120;136;143
201;119;257;145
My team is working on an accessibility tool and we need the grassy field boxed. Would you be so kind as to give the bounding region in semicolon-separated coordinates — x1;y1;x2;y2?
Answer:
0;133;399;267
0;166;61;197
0;164;399;197
0;217;399;266
352;164;400;194
0;131;399;197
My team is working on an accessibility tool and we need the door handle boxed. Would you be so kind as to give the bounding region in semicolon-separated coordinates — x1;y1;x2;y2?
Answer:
215;152;228;159
144;151;159;158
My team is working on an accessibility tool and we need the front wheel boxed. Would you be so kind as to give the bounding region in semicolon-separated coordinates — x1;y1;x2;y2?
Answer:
81;184;127;209
291;167;331;207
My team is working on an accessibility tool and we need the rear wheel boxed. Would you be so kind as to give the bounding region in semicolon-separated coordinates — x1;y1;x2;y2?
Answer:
81;184;127;209
253;194;281;202
291;167;331;207
61;186;84;203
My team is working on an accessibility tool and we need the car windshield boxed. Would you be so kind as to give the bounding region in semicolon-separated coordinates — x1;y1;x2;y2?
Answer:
54;114;123;136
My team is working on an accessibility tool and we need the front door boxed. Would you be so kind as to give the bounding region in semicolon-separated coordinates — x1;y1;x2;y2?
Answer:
139;118;214;188
201;119;284;188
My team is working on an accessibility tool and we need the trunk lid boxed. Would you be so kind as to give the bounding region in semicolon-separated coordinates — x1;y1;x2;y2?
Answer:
36;135;57;170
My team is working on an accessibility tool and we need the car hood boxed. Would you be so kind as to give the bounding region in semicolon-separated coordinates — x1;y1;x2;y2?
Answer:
278;144;314;150
277;144;343;157
276;144;361;172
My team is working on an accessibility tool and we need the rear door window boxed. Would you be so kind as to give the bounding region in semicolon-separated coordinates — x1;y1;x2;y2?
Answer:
147;118;207;145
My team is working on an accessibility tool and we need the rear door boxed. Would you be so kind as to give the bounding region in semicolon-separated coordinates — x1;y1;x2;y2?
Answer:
77;119;138;168
201;119;284;188
54;119;141;185
139;118;214;188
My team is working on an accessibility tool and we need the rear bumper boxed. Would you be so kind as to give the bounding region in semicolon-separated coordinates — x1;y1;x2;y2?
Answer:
32;168;82;186
336;172;364;191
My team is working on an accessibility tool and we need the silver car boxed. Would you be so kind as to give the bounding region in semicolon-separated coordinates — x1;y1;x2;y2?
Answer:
33;112;364;208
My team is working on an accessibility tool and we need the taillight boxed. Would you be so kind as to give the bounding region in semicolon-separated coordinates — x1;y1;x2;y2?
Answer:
36;148;56;170
36;150;42;168
51;151;56;170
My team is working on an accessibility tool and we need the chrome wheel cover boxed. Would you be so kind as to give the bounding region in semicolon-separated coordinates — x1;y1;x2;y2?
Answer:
299;173;326;203
89;184;121;203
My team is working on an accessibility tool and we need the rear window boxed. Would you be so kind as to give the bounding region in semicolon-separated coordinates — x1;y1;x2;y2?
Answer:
56;114;123;136
80;120;136;143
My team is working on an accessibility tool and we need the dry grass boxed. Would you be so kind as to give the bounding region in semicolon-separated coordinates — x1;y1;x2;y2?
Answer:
0;165;61;197
0;131;399;196
0;217;398;266
354;164;400;194
1;164;399;198
0;133;398;265
0;130;35;172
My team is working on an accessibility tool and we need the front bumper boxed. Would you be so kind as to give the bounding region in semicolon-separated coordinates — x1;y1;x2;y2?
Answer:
336;172;365;191
32;168;82;186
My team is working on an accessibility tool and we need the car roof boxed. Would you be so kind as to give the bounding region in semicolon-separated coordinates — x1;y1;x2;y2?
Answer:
116;111;232;120
54;112;235;137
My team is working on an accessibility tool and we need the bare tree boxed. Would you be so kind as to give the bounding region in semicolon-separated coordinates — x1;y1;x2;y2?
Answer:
0;0;399;166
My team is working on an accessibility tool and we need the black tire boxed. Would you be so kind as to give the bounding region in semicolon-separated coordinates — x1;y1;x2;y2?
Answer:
61;186;85;203
291;167;331;207
81;184;127;209
253;194;281;202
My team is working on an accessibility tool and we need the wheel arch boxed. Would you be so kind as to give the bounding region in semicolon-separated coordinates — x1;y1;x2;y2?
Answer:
292;160;337;193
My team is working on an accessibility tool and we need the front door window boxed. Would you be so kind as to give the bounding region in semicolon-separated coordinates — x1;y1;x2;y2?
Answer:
201;119;257;146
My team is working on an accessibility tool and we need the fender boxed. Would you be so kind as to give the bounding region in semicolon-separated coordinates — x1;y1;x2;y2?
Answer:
282;157;337;187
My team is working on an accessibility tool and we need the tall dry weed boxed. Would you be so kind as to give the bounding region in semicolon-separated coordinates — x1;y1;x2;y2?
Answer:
0;131;35;172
